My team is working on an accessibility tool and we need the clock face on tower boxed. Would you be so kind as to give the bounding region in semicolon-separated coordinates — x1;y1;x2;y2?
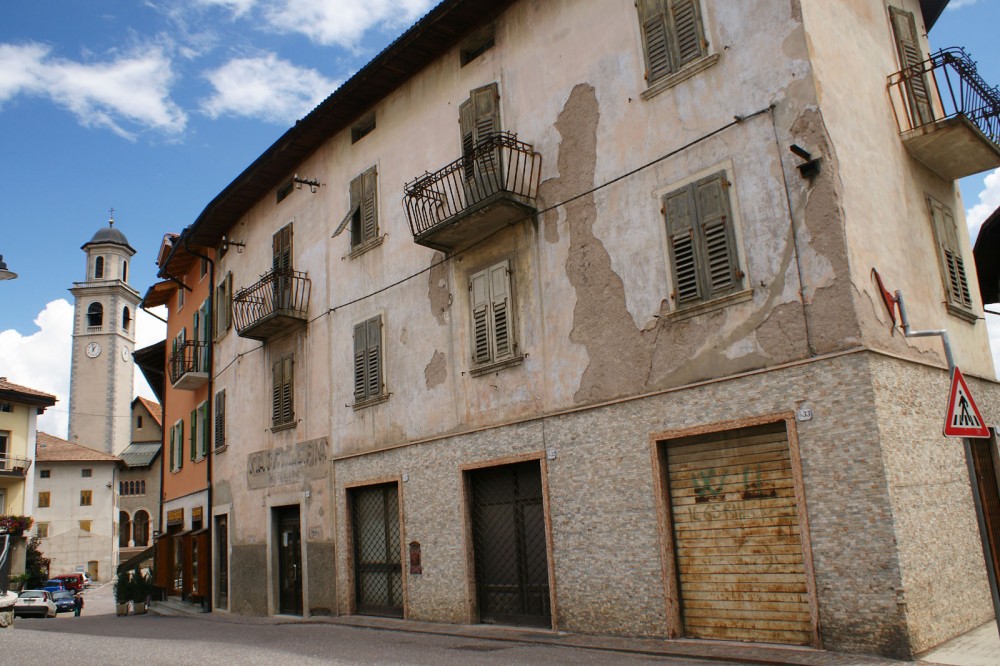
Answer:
86;342;102;358
121;348;130;362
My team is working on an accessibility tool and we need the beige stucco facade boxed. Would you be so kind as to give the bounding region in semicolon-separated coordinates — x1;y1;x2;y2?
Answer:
0;383;54;517
162;0;999;659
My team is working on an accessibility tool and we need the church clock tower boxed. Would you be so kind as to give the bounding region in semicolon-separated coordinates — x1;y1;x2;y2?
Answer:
67;215;141;456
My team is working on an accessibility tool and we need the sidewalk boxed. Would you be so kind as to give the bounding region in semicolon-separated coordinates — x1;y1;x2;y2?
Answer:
152;600;998;666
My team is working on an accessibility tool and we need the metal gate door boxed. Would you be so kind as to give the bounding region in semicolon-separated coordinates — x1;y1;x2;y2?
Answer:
469;461;550;627
971;437;1000;587
665;423;813;645
351;483;403;617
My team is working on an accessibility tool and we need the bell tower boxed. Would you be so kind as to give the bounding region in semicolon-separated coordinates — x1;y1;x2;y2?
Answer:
67;214;141;455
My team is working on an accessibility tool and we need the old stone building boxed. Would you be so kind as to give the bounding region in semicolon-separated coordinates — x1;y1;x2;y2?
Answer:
117;396;162;565
148;0;1000;658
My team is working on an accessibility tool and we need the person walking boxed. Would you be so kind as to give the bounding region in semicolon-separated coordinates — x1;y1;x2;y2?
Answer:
73;592;84;617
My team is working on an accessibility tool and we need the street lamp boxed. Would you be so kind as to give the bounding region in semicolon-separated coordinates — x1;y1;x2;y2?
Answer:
0;255;16;281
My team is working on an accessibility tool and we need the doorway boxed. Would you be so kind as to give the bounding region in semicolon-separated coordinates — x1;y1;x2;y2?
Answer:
350;483;403;617
274;505;302;615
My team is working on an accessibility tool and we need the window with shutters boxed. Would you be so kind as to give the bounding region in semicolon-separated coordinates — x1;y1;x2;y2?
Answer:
469;259;520;374
460;83;502;201
890;6;933;128
333;167;380;254
169;420;184;472
272;354;295;429
663;171;744;309
214;272;233;338
636;0;713;96
927;196;975;320
214;389;226;451
191;400;209;460
353;316;386;408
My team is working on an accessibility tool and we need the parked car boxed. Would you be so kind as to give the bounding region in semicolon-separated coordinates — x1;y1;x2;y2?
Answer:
41;580;65;594
13;590;56;618
51;573;85;592
81;572;94;587
51;590;75;614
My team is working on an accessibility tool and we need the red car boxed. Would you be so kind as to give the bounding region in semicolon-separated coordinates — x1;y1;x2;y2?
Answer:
50;573;85;592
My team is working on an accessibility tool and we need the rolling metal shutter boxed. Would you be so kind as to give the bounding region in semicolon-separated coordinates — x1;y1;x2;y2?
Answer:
666;423;812;645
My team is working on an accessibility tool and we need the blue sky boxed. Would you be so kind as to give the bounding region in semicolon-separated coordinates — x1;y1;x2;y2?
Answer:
0;0;998;436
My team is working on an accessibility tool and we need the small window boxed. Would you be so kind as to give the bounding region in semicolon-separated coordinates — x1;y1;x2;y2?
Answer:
200;256;208;278
137;415;143;429
38;491;51;508
87;302;104;328
81;468;92;478
460;26;495;66
79;520;91;533
140;480;146;495
119;481;125;495
122;259;129;283
198;401;210;458
37;522;49;539
470;260;518;368
122;306;132;332
94;256;105;279
351;112;376;143
334;167;379;250
276;179;294;203
353;316;385;405
927;196;974;318
636;0;708;85
40;469;50;479
214;273;233;337
80;490;92;506
272;355;295;429
662;171;743;307
215;389;227;450
0;401;13;412
169;420;184;471
177;286;185;311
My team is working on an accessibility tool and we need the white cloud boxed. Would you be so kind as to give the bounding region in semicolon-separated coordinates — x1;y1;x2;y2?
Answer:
948;0;979;9
201;53;339;123
261;0;435;48
192;0;257;17
965;167;1000;244
0;42;186;139
0;300;166;439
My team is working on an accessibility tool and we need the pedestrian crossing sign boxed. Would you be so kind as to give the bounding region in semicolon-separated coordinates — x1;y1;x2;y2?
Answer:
943;367;990;439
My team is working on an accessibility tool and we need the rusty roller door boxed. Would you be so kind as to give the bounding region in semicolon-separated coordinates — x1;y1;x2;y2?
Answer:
665;422;813;645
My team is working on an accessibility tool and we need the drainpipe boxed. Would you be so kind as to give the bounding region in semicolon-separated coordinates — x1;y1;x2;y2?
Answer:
183;233;214;614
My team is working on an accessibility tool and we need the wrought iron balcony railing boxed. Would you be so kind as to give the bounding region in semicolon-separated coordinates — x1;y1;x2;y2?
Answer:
0;455;30;476
888;47;1000;179
232;267;311;341
169;340;209;389
404;132;541;251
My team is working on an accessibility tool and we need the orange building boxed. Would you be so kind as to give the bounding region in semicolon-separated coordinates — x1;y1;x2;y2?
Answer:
142;233;216;608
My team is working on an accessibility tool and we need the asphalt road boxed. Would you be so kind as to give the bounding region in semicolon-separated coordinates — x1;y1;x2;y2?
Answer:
0;583;733;666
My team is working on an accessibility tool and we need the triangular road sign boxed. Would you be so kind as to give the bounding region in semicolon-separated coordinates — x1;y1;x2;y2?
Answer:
943;367;991;438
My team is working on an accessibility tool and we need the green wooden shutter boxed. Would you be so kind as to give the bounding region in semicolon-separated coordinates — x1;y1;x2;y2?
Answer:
190;409;197;460
200;402;210;457
354;321;368;401
361;167;378;244
214;389;225;450
664;186;701;305
366;316;382;399
178;421;184;469
490;261;513;359
890;7;933;126
696;173;738;299
471;268;493;364
281;356;294;425
637;0;671;82
668;0;706;68
169;424;176;472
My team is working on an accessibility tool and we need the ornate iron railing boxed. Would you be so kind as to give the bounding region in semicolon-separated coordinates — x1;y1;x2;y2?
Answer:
232;268;311;335
0;455;30;475
404;131;541;238
889;47;1000;142
168;340;209;385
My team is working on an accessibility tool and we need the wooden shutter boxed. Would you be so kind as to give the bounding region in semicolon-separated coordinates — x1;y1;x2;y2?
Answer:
190;409;197;460
346;173;364;245
637;0;671;82
696;174;738;299
177;422;184;469
460;97;477;183
169;424;176;472
929;197;972;310
272;359;283;427
890;7;933;127
272;224;292;271
354;321;368;401
200;402;210;457
665;424;812;645
473;84;501;189
361;167;378;244
490;261;513;359
366;317;382;399
214;389;226;450
668;0;706;68
282;356;293;425
664;187;701;305
471;268;493;365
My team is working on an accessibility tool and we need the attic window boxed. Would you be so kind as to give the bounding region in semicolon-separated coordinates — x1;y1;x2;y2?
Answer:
0;402;11;413
276;179;294;204
351;113;376;144
460;27;495;66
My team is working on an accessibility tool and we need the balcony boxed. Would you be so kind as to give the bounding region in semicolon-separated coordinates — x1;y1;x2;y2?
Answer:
232;267;311;342
404;132;541;253
888;47;1000;180
169;340;209;390
0;455;30;477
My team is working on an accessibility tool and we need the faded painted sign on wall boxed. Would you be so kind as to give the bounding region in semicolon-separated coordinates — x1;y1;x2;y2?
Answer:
247;437;329;489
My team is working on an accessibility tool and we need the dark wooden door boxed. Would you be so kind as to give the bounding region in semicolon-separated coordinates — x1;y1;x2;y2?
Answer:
276;506;302;615
469;461;550;627
351;483;403;617
971;437;1000;587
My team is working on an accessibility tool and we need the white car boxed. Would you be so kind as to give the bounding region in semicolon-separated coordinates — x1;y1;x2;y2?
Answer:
13;590;57;618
